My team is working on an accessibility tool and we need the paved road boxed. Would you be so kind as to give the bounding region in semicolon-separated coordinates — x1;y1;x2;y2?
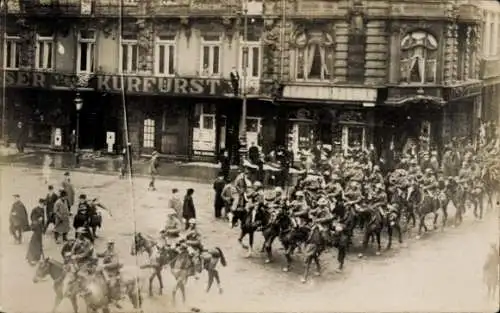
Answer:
1;166;498;313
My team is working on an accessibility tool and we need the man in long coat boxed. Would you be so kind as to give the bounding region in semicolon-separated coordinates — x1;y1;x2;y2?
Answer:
54;190;70;243
27;199;46;265
182;188;196;230
62;172;75;208
213;173;226;219
44;185;58;233
9;194;29;244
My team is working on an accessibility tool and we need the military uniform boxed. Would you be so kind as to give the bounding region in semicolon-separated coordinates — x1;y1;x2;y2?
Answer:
185;227;203;255
290;192;309;228
371;185;388;216
96;244;122;304
162;211;182;246
309;199;334;243
343;184;363;211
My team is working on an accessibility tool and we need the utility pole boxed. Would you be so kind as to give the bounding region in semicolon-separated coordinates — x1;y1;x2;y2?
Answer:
0;0;6;145
238;0;249;165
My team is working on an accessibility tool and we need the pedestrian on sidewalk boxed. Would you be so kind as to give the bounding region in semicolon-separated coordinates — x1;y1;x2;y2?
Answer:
9;194;29;244
120;143;132;179
15;121;26;153
54;190;70;243
182;188;196;230
213;173;226;219
62;172;75;208
44;185;58;233
148;151;159;191
219;149;231;181
168;188;182;220
26;199;46;266
42;154;53;184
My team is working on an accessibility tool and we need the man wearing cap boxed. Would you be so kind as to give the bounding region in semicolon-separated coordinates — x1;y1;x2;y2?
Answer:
309;197;334;242
343;182;363;211
289;191;309;228
325;175;344;203
221;183;237;221
88;197;111;238
9;194;29;244
421;168;438;199
371;183;388;218
54;190;71;243
213;173;226;219
73;194;93;242
62;172;75;208
65;227;94;296
161;210;182;246
184;219;203;256
96;239;123;308
273;187;286;207
44;185;58;233
182;189;197;230
148;151;160;191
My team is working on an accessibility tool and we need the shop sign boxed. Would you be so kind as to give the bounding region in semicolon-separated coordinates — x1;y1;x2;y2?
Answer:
5;70;51;88
282;85;377;102
445;82;482;101
97;75;231;96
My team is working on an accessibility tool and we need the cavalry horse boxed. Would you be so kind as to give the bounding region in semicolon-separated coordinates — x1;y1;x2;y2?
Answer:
131;232;177;296
483;244;499;301
446;181;467;226
262;206;290;264
169;248;203;305
481;165;499;212
232;194;271;257
33;257;143;313
414;186;440;237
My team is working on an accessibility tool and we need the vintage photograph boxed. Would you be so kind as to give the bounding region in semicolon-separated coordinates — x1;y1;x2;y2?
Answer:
0;0;499;312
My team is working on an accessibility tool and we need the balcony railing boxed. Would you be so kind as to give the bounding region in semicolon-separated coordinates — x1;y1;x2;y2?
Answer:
17;0;82;16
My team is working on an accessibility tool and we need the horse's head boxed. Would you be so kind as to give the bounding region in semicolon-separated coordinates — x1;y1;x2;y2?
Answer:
33;257;52;283
387;210;399;227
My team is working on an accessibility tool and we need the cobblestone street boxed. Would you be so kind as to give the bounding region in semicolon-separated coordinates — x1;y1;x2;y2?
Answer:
1;167;498;312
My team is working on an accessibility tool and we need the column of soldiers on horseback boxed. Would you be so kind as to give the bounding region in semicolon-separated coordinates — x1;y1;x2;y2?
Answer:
224;136;500;283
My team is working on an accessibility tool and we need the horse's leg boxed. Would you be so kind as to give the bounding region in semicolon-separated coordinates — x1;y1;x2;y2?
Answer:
417;214;425;238
313;253;321;276
386;224;393;250
51;290;64;313
441;204;448;230
206;270;214;293
70;296;79;313
336;245;346;272
397;224;403;244
301;253;313;283
179;278;187;304
432;207;439;230
212;270;223;294
238;229;248;249
148;272;155;296
156;268;163;295
359;228;370;257
283;245;294;272
479;197;484;219
375;231;381;255
246;231;254;257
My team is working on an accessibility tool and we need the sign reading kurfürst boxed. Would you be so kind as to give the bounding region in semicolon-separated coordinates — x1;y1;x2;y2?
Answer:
97;75;231;96
5;70;233;97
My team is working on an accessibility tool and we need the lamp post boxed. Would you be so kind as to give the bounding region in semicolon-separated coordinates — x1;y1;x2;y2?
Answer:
74;92;83;166
238;0;249;165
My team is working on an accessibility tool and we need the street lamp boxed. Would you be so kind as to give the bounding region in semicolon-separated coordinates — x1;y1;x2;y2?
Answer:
74;93;83;159
238;0;249;165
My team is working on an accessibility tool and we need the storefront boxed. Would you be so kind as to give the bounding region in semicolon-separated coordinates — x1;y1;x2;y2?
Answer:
277;84;379;160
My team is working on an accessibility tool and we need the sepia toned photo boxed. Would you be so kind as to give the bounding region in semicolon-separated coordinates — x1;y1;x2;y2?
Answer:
0;0;499;312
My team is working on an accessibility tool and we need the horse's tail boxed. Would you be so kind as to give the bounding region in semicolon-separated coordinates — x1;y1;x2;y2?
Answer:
215;247;227;267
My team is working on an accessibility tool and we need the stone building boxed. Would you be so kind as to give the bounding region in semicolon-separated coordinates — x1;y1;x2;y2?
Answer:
478;0;500;134
0;0;488;162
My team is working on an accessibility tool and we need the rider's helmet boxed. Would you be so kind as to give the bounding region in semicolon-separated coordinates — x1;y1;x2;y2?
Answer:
295;191;305;198
188;218;196;225
317;197;328;206
253;181;263;189
331;174;341;181
373;165;381;172
375;183;384;190
334;224;343;232
107;239;115;246
274;186;283;194
425;168;433;175
350;181;358;189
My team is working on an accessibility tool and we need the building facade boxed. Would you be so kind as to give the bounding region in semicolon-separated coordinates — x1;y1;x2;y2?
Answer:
0;0;486;162
478;0;500;134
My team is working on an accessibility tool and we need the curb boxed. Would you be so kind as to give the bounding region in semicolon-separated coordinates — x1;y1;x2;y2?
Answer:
0;162;214;184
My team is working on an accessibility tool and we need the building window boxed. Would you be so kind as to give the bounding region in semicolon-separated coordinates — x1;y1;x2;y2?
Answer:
155;34;176;76
240;41;261;78
77;30;95;74
4;35;20;70
143;119;155;148
293;30;335;81
36;35;54;70
342;125;366;154
200;35;221;77
400;31;438;84
121;38;139;73
489;22;496;56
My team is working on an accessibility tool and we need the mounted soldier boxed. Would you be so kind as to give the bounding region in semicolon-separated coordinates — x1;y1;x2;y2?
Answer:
64;228;94;297
161;209;182;247
184;219;203;256
73;195;93;243
88;197;111;239
325;174;344;203
343;181;363;211
370;183;388;218
290;191;310;228
96;239;123;308
308;197;334;244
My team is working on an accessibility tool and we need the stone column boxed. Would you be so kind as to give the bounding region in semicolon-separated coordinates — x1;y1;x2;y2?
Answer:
443;23;455;85
137;19;154;73
473;23;482;79
464;26;471;80
18;20;36;69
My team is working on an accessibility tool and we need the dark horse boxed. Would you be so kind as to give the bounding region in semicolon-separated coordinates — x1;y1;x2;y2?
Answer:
446;180;467;226
233;200;271;258
262;207;292;264
358;206;385;257
130;232;176;296
415;187;440;238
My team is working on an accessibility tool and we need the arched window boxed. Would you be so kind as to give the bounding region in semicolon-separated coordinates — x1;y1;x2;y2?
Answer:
400;31;438;84
294;31;335;81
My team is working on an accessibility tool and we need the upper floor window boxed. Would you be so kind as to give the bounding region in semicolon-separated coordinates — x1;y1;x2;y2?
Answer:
121;36;138;73
36;34;54;70
400;31;438;84
293;30;335;81
77;30;96;74
240;38;261;79
3;34;20;70
155;34;176;76
200;34;221;77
